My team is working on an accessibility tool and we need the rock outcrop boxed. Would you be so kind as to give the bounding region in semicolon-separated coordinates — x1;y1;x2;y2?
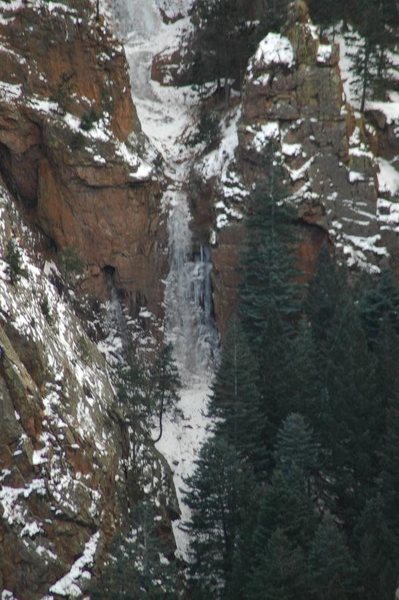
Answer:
190;1;391;334
0;1;176;597
0;0;167;319
0;176;177;598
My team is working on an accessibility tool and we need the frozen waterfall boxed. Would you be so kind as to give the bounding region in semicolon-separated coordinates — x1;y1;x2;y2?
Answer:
165;193;218;383
110;0;218;383
110;0;217;560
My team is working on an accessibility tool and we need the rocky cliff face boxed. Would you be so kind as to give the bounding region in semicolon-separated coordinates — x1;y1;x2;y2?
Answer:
0;1;176;597
190;1;398;335
0;174;177;598
0;0;167;319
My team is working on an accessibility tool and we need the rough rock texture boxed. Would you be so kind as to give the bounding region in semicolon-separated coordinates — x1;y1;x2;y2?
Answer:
365;106;399;160
190;2;391;334
0;179;177;599
237;2;384;267
0;2;176;597
0;0;167;319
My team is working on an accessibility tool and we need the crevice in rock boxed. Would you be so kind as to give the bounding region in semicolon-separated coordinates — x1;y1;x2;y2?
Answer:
0;142;40;210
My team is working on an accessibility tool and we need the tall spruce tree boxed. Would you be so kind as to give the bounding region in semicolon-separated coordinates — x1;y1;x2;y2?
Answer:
305;244;346;345
306;251;383;524
116;344;152;464
90;501;177;599
253;414;318;549
191;0;281;98
191;0;240;101
246;528;308;600
207;316;265;472
354;495;398;600
240;176;301;347
308;517;356;600
152;343;181;443
274;413;318;489
239;175;302;438
350;0;399;110
282;319;322;420
183;436;256;599
307;0;344;36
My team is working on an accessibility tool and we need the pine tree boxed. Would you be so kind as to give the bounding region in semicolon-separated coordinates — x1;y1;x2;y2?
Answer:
152;343;181;443
274;413;318;488
282;319;322;420
359;269;399;345
191;0;271;100
305;244;346;346
318;302;381;524
90;501;177;599
354;496;398;600
116;344;153;464
239;176;302;437
259;0;290;32
5;238;27;284
350;0;399;110
245;414;318;582
308;517;357;600
246;528;308;600
306;251;383;525
183;436;256;599
240;177;301;347
308;0;343;36
253;469;316;552
207;316;264;472
191;0;240;98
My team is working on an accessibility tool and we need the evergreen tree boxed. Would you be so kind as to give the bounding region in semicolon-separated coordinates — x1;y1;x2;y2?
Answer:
258;0;290;32
246;528;308;600
90;501;177;599
183;436;256;599
282;318;322;420
317;303;381;524
253;469;316;552
116;344;153;464
225;503;260;600
239;176;302;437
274;413;318;488
359;269;399;346
308;0;343;36
240;177;301;347
305;244;346;346
354;496;398;600
207;316;264;472
5;238;27;284
350;0;399;110
308;517;357;600
191;0;241;99
190;0;271;99
306;251;383;525
152;343;181;443
350;32;378;112
252;414;318;551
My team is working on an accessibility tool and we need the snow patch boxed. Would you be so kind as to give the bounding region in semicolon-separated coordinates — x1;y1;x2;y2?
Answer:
317;44;333;64
377;158;399;196
251;122;280;151
253;33;295;70
49;532;100;597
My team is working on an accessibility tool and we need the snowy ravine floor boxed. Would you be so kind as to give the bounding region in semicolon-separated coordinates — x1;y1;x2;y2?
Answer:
156;386;211;559
109;0;215;559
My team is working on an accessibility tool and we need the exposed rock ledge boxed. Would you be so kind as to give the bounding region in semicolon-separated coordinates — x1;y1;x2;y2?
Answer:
0;0;167;319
